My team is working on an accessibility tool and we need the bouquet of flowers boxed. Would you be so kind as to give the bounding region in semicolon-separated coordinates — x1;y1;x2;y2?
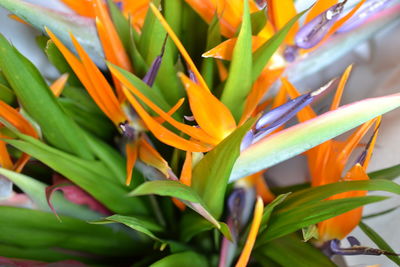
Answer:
0;0;399;266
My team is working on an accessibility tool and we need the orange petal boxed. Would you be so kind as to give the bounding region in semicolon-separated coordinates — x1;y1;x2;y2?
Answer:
46;28;126;125
69;32;127;125
235;196;264;267
248;172;275;203
125;141;138;186
109;65;218;145
266;0;299;44
153;98;185;124
59;0;95;17
149;3;210;92
202;36;266;61
305;0;338;24
216;60;228;82
362;116;381;170
179;73;237;141
318;164;369;241
0;101;38;138
50;73;69;97
121;0;149;30
0;141;13;170
138;138;170;176
122;87;210;152
180;151;193;186
13;153;30;173
330;65;353;110
8;14;30;25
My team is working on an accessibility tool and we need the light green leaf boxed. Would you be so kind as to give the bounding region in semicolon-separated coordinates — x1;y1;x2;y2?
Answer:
0;33;94;159
257;196;387;244
150;251;208;267
0;83;15;104
260;193;291;233
369;164;400;180
302;224;319;242
231;94;400;181
221;0;252;121
0;168;99;220
192;118;255;218
255;235;337;267
0;0;104;67
359;221;400;265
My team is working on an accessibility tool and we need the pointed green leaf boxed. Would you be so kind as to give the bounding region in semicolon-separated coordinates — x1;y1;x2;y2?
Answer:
192;118;255;218
0;0;104;67
107;0;131;50
255;235;337;267
257;196;387;244
201;15;221;88
0;83;15;104
0;168;99;220
0;33;94;159
260;193;291;233
252;10;305;82
231;94;400;181
93;214;164;242
251;9;267;35
4;134;148;215
221;0;252;121
150;251;208;267
359;221;400;265
369;164;400;180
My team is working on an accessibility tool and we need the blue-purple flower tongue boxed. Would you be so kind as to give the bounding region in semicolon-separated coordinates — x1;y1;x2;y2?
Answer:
354;121;380;165
142;35;168;87
337;0;395;33
295;1;347;49
327;236;400;256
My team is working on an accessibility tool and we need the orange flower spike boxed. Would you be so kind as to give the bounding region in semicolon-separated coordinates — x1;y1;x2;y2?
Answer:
8;14;30;26
69;32;127;125
50;73;69;97
362;116;381;170
149;3;210;92
122;87;210;152
330;65;353;111
0;141;13;170
59;0;95;17
305;0;338;24
216;60;228;82
138;138;170;177
179;73;237;141
110;65;218;145
180;151;193;186
153;98;185;124
125;141;139;186
248;172;275;203
235;196;264;267
266;0;299;44
93;0;132;72
46;28;125;125
0;101;38;138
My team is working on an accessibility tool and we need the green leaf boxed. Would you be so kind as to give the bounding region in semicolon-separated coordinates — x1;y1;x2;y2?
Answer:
260;193;291;233
221;0;252;121
363;206;399;219
180;212;214;242
255;235;337;267
149;251;208;267
0;206;141;257
231;94;400;181
0;0;104;67
359;221;400;265
93;214;164;242
192;118;255;218
278;179;400;211
250;9;267;35
0;168;100;220
369;164;400;180
302;224;319;242
257;196;387;244
252;10;305;82
0;83;15;104
0;33;94;159
107;0;131;51
129;180;204;203
4;134;148;215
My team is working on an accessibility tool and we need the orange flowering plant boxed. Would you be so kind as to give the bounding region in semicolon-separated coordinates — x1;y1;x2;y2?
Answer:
0;0;399;266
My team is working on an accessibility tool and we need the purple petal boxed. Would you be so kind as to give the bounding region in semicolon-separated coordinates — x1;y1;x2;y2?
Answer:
354;121;380;165
240;130;255;151
295;2;346;49
327;237;400;256
142;35;168;87
347;236;361;247
337;0;395;33
283;45;299;62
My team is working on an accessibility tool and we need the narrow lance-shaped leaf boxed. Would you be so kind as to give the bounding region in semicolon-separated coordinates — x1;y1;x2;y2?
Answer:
220;0;252;121
230;93;400;182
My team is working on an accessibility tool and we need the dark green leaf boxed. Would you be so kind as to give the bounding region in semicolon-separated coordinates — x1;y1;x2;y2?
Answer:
0;83;15;104
221;0;252;121
0;34;94;159
180;212;214;242
369;164;400;180
107;0;131;50
251;9;267;35
149;251;208;267
255;235;337;267
192;119;255;218
260;193;291;232
257;196;387;244
359;221;400;265
363;206;399;219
